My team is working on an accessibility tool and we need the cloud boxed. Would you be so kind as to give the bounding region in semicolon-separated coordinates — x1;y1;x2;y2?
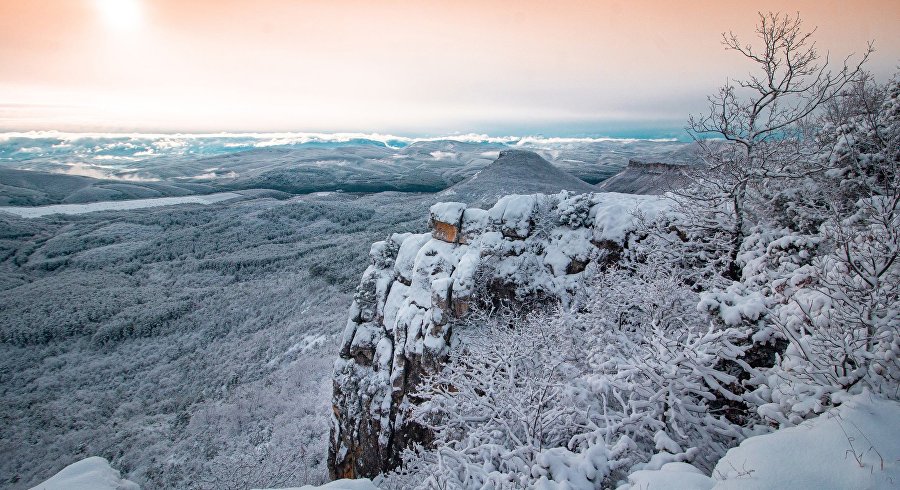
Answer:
429;151;457;161
61;163;159;182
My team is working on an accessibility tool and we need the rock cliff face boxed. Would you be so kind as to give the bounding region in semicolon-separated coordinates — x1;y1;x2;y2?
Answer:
328;190;668;479
596;159;691;195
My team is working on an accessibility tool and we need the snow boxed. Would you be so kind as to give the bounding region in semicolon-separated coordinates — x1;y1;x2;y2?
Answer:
532;444;610;489
591;192;667;243
460;207;489;240
429;202;466;225
489;194;536;238
620;462;716;490
0;192;242;218
617;393;900;490
256;479;378;490
29;457;139;490
394;233;431;283
34;391;896;490
711;393;900;489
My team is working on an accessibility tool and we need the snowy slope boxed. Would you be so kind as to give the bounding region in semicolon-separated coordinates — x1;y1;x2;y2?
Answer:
28;457;139;490
619;393;900;490
0;191;433;488
439;150;597;205
711;393;900;489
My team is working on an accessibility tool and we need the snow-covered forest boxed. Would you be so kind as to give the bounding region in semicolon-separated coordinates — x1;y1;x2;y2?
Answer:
2;9;898;490
0;191;433;488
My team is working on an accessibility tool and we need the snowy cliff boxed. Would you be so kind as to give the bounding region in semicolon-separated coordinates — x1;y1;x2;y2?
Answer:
328;190;668;478
596;159;691;195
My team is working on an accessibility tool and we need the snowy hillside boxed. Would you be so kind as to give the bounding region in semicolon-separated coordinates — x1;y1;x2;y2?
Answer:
438;149;597;205
0;146;684;489
0;191;433;488
619;393;900;489
330;75;900;488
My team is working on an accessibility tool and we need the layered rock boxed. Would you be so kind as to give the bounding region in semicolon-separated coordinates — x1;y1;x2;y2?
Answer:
596;159;691;195
328;191;669;479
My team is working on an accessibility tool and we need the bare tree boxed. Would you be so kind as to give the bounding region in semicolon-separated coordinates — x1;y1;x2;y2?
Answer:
682;11;872;279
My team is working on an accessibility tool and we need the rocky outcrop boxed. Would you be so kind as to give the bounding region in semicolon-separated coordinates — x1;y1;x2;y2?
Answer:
328;191;669;479
596;159;691;195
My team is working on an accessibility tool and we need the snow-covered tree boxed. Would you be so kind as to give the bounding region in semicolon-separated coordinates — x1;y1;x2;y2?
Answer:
752;76;900;423
682;11;872;279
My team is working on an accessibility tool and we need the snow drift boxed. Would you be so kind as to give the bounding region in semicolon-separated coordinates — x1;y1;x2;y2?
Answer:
618;393;900;489
28;457;139;490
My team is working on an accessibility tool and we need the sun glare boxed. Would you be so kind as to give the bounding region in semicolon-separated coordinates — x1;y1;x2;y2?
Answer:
94;0;142;30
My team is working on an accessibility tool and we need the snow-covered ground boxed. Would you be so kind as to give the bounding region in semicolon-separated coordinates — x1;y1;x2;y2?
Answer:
258;480;378;490
619;393;900;489
27;456;376;490
27;457;139;490
0;192;242;218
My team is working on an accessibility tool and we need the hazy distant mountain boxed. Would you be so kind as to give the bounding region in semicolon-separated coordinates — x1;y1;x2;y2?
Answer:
439;149;597;205
0;168;216;206
595;160;691;195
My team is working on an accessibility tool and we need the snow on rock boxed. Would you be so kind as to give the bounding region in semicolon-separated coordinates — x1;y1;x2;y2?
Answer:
429;202;466;243
330;190;669;479
490;194;537;238
592;192;669;243
29;457;140;490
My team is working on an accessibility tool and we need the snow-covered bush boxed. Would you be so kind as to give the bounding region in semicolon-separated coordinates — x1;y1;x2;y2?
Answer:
383;254;753;488
751;78;900;423
384;306;597;489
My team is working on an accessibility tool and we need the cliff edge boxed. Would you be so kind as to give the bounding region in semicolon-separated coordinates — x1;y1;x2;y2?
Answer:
328;190;668;478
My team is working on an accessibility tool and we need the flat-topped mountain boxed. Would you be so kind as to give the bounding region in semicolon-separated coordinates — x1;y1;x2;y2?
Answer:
595;159;691;194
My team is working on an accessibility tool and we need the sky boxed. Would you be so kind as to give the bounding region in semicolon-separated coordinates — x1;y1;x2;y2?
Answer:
0;0;897;135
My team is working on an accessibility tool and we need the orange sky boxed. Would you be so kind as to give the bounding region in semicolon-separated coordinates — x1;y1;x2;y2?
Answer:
0;0;897;133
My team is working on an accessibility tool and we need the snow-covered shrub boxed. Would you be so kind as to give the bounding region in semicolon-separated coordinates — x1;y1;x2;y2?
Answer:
384;255;752;488
382;304;596;489
745;77;900;424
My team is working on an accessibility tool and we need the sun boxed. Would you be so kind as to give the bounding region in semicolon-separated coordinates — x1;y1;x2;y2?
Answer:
94;0;143;30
